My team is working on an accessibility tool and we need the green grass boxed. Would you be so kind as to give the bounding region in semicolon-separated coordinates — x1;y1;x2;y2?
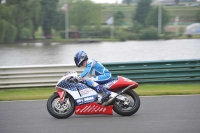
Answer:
135;83;200;96
0;88;55;101
0;84;200;101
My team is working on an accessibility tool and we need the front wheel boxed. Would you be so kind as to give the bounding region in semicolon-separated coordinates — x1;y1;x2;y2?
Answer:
113;89;140;116
47;92;75;119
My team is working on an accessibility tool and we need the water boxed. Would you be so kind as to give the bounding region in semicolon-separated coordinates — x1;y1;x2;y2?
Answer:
0;39;200;66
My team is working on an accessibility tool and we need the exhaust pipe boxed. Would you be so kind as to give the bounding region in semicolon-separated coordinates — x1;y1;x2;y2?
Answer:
118;84;135;95
102;84;135;106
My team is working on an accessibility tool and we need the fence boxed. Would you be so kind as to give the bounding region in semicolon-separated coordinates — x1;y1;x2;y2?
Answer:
0;59;200;89
104;59;200;83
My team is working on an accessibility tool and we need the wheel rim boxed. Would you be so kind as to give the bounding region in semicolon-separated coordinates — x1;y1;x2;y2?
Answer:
114;93;136;111
52;98;72;114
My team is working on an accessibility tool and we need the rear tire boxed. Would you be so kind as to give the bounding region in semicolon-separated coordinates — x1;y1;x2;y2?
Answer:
47;92;75;119
113;89;140;116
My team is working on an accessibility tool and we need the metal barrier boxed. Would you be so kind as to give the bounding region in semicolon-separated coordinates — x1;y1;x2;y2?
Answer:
0;59;200;89
0;64;83;89
104;59;200;83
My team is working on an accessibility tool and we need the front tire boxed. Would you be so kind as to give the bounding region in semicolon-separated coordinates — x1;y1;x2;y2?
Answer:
47;92;75;119
113;89;140;116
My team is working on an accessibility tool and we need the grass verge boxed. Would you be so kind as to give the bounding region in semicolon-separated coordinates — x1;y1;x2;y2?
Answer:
0;83;200;101
135;83;200;96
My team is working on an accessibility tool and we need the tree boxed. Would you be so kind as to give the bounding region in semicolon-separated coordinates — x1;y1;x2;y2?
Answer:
53;11;65;32
0;18;17;43
69;0;101;30
0;0;42;43
40;0;59;37
5;0;41;40
132;20;142;33
133;0;152;26
122;0;138;5
145;6;170;31
114;11;125;26
196;10;200;23
122;0;132;5
29;0;41;38
0;4;17;43
174;0;180;6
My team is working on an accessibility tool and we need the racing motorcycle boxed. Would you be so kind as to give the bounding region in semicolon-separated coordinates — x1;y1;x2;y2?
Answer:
47;71;140;119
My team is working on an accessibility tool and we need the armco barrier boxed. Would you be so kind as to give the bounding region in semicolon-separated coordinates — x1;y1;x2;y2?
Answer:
104;59;200;83
0;64;84;89
0;59;200;89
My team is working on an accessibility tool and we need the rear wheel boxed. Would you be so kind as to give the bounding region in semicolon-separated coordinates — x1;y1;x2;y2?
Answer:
47;92;75;119
113;89;140;116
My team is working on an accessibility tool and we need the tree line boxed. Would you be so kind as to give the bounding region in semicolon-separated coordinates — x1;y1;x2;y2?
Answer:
0;0;102;43
0;0;171;43
112;0;170;40
0;0;47;43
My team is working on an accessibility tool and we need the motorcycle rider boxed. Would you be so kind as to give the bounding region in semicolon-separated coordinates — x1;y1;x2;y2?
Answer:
73;51;112;102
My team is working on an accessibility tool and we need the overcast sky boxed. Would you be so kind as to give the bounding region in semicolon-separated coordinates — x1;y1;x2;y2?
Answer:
91;0;123;4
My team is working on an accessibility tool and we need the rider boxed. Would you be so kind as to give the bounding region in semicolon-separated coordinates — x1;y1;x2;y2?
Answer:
74;51;112;102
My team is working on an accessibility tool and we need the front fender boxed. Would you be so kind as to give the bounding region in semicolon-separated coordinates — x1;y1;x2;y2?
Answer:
56;87;66;102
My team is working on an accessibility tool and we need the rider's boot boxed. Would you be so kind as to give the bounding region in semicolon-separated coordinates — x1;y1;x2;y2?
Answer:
94;85;111;102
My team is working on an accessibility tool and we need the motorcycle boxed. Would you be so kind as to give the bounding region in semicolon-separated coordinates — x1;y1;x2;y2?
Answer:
47;71;140;119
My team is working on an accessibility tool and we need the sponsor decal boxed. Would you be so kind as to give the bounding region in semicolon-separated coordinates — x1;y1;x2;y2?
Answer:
80;88;93;95
76;96;96;105
84;96;94;102
76;99;83;104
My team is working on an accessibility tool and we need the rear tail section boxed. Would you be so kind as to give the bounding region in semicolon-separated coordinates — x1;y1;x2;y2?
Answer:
109;76;138;90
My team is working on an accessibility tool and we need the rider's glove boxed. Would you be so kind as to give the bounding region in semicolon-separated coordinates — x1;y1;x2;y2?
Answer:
80;79;87;84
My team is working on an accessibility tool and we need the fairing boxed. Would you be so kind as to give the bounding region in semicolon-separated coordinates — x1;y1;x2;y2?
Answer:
109;76;138;90
75;102;113;115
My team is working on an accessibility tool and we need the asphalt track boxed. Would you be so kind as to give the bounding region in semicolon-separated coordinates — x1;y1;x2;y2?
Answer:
0;95;200;133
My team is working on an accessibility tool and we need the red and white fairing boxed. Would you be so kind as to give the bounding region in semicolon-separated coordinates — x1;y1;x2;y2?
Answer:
107;76;138;90
75;103;113;115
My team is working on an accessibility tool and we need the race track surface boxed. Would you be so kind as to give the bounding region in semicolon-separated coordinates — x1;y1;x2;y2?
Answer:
0;95;200;133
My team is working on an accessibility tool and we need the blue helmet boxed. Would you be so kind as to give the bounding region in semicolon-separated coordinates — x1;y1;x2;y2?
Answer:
74;51;88;67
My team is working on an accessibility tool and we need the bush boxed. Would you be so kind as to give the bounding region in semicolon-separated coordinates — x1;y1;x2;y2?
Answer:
115;28;127;41
100;27;111;38
21;28;32;39
126;32;139;40
115;27;140;41
132;21;143;33
119;34;127;41
59;30;66;39
161;31;174;39
139;26;159;40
